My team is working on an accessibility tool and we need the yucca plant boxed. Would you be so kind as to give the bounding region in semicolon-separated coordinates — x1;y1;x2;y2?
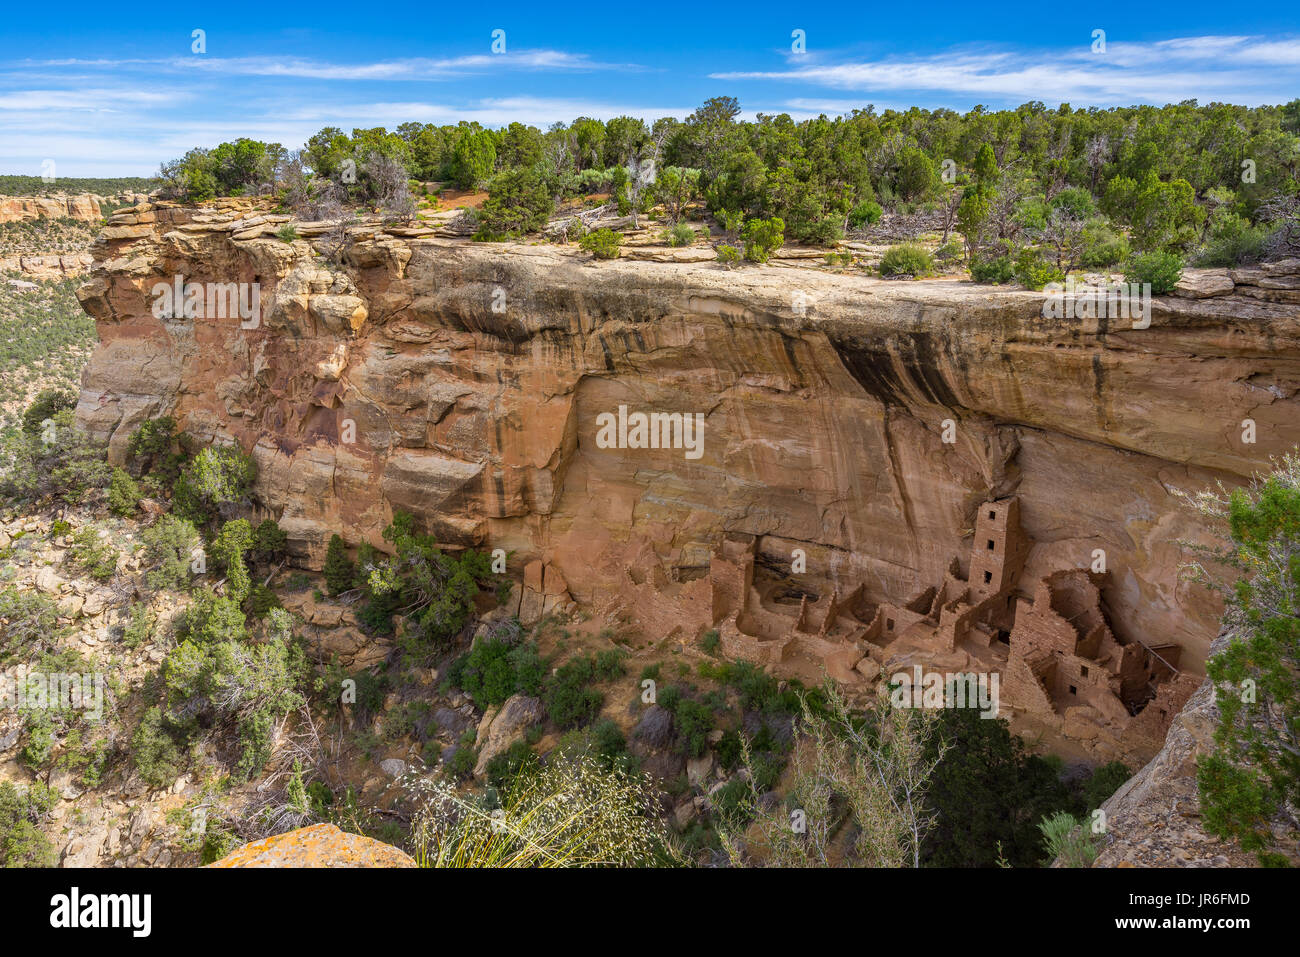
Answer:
1038;811;1101;867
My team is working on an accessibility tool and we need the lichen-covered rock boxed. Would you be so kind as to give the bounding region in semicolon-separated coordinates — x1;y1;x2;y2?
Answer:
208;823;415;867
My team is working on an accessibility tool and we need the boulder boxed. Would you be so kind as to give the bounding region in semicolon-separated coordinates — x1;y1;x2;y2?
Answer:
473;694;545;776
208;823;416;867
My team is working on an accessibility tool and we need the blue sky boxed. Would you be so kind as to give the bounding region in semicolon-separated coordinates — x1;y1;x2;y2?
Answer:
2;0;1298;176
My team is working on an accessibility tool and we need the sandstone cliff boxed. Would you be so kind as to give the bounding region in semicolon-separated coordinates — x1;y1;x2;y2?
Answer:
73;200;1300;725
0;192;149;225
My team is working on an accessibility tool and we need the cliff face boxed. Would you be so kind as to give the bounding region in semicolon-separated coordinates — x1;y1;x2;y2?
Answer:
0;192;148;224
75;200;1300;684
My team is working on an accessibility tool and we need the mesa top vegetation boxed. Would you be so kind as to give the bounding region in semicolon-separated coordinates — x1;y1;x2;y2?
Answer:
155;96;1300;274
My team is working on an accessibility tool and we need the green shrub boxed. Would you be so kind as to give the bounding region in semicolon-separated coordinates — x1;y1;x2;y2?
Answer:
251;519;289;565
0;781;56;867
580;228;623;260
544;657;604;729
593;648;627;681
1037;811;1101;867
672;698;715;758
1080;220;1130;268
715;728;743;770
1196;213;1267;267
0;410;109;504
0;586;64;662
123;603;154;649
1081;761;1131;811
700;629;721;656
19;712;53;771
323;534;355;597
664;222;696;247
848;200;883;229
142;514;200;591
588;719;632;772
474;167;554;239
454;637;538;709
107;467;141;516
172;444;256;524
276;224;299;243
879;243;935;278
177;588;248;645
934;240;964;262
1013;247;1065;290
445;741;477;781
125;416;183;483
246;583;282;618
485;740;538;790
131;706;185;789
162;622;307;781
21;387;76;436
741;217;785;263
67;527;117;581
717;209;744;234
1124;250;1183;295
716;244;742;268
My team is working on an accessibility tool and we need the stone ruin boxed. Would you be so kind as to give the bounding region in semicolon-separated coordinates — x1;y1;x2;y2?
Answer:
705;497;1200;764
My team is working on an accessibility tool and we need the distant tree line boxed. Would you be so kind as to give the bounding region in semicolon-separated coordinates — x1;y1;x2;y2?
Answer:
157;96;1300;269
0;175;160;197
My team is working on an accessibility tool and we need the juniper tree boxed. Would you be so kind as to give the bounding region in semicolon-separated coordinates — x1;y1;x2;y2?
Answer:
1178;452;1300;862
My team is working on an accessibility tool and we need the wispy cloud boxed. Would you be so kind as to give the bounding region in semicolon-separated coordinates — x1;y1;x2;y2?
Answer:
29;49;645;80
0;89;182;111
712;34;1300;106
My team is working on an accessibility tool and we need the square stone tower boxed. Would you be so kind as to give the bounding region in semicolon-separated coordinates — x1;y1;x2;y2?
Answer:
968;497;1029;604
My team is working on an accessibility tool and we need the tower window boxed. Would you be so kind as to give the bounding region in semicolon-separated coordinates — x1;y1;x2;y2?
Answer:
1068;685;1077;695
983;571;992;584
1080;665;1089;678
987;540;995;550
988;510;996;520
886;618;895;631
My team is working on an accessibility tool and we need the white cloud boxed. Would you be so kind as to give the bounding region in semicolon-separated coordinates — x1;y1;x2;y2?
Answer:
711;34;1300;106
27;50;645;80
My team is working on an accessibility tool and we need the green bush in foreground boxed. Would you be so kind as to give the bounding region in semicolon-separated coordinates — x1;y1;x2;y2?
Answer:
580;228;622;260
741;216;785;263
1125;250;1184;295
969;253;1016;284
1011;247;1065;290
879;243;935;278
716;244;742;268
